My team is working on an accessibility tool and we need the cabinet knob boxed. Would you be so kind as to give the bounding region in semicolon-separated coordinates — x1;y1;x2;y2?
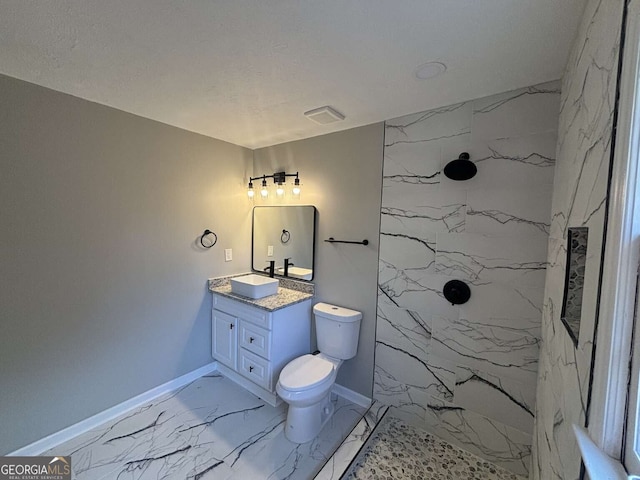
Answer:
249;337;254;343
229;323;234;330
249;365;254;372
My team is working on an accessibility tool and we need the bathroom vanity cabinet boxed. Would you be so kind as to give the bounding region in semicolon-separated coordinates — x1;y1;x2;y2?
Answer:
211;293;311;406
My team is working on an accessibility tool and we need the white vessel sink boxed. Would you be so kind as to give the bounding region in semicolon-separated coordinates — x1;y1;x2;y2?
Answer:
276;266;313;281
230;274;279;299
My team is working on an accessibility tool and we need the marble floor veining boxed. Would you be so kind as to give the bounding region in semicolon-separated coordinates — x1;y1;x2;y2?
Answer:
40;373;524;480
344;416;525;480
314;402;388;480
43;374;366;480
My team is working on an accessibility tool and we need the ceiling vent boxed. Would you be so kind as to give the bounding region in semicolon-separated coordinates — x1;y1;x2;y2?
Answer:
303;106;345;125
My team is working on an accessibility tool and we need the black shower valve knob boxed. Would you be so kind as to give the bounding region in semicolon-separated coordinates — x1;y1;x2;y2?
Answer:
443;280;471;305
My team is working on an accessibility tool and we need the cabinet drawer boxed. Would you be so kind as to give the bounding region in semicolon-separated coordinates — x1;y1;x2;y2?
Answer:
238;349;270;389
239;321;271;359
213;294;271;329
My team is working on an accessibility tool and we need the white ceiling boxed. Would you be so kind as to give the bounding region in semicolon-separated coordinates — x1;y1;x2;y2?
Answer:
0;1;587;149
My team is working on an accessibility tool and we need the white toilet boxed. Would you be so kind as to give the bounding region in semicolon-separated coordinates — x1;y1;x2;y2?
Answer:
276;302;362;443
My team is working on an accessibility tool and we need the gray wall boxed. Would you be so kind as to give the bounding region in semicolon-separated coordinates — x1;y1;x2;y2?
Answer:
532;1;624;478
253;124;385;397
374;81;560;478
0;74;253;454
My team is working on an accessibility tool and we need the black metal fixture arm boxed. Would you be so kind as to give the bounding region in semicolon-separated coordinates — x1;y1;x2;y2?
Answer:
324;237;369;245
248;171;299;184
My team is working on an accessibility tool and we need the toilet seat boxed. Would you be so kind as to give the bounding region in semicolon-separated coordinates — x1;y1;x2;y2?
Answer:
278;354;335;392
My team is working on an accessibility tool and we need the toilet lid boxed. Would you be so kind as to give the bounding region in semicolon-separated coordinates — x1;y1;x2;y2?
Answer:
279;354;335;391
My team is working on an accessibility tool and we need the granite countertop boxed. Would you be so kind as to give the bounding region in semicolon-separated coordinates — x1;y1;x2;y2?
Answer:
208;273;314;312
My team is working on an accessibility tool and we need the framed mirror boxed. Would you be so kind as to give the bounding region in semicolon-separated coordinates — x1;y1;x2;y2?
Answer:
252;206;317;281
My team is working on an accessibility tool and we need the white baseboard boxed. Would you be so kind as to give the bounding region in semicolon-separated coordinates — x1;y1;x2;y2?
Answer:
9;362;218;456
332;383;372;409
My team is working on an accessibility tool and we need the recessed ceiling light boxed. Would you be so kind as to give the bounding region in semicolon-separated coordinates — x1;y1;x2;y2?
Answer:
304;106;345;125
414;62;447;80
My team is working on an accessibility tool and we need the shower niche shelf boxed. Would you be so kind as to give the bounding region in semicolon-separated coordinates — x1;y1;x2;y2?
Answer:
560;227;589;346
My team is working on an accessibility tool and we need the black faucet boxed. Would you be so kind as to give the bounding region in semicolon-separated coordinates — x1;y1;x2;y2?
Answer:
263;260;275;278
284;258;294;277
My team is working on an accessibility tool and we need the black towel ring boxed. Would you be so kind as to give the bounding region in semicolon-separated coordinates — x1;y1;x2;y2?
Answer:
200;229;217;248
281;229;291;244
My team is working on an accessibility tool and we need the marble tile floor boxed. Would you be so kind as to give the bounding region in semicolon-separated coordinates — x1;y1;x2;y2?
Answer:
344;415;525;480
43;373;367;480
314;402;388;480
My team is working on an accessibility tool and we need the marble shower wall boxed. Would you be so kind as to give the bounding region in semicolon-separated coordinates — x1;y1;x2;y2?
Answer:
374;81;560;477
532;1;624;479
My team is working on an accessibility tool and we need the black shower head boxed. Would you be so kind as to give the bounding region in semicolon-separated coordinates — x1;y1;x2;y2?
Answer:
443;152;477;181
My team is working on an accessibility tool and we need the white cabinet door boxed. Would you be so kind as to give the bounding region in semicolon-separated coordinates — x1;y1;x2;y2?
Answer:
212;310;237;369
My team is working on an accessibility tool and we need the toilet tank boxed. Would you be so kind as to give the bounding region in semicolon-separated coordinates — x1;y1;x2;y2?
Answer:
313;303;362;360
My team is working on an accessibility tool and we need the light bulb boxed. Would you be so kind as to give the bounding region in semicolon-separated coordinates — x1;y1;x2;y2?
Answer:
292;177;301;196
247;181;254;198
260;178;268;197
276;183;285;196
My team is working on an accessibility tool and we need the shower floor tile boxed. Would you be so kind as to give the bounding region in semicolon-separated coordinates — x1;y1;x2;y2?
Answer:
42;373;366;480
344;416;525;480
315;402;388;480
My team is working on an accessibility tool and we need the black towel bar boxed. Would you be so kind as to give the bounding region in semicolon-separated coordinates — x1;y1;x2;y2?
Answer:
324;237;369;245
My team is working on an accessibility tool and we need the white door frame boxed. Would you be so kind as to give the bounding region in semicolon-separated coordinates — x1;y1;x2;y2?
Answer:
588;0;640;465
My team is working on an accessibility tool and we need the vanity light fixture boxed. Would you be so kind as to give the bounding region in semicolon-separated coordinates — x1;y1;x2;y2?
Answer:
248;171;302;198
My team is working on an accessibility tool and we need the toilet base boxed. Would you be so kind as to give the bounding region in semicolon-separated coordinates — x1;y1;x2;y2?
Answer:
283;391;335;443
